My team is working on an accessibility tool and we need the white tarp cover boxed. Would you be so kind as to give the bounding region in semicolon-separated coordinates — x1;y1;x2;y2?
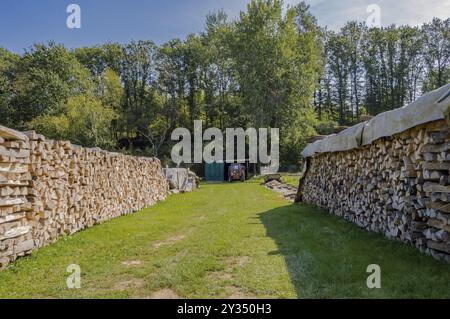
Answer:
301;122;366;157
301;139;321;158
301;84;450;158
362;84;450;146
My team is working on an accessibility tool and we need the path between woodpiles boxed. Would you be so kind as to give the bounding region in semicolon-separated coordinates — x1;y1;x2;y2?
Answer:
0;182;449;299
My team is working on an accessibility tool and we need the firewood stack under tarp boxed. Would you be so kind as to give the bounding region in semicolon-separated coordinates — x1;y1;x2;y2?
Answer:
298;84;450;262
0;126;169;268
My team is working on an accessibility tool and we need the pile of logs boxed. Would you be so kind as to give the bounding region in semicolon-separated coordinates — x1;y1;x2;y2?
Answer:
299;119;450;262
263;179;298;202
0;127;34;267
164;168;199;194
0;125;169;268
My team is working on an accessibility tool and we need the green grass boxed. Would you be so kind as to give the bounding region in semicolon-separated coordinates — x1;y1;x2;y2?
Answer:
0;181;449;299
280;174;300;187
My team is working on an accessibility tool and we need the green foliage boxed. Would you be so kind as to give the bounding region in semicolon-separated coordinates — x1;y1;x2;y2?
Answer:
98;68;123;111
314;115;338;135
0;3;447;165
12;43;93;127
120;40;159;135
0;47;20;127
73;43;124;76
421;18;450;91
28;113;70;140
231;0;321;162
317;17;449;126
30;95;117;149
280;107;318;166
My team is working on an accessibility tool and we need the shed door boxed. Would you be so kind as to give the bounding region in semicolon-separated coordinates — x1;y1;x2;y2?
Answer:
205;163;224;182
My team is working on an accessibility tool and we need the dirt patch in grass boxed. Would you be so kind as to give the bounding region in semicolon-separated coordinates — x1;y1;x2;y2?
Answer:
226;285;257;299
226;256;250;268
263;180;297;202
208;271;234;281
172;251;187;263
121;260;142;267
148;288;180;299
152;234;186;249
114;278;145;290
207;256;250;283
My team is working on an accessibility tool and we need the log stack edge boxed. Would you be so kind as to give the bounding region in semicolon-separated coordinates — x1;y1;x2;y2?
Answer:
0;127;169;268
297;85;450;263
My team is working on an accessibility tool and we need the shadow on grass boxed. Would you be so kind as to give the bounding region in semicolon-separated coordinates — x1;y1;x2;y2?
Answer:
258;202;450;299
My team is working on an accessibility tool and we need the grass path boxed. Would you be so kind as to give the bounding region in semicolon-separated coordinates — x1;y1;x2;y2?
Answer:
280;174;301;188
0;181;449;298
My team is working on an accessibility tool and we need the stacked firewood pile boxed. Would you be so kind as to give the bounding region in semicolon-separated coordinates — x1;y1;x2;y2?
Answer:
299;119;450;262
0;127;34;267
0;126;169;268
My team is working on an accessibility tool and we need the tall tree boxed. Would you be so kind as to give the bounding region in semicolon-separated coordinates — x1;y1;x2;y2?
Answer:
201;10;238;129
422;18;450;91
11;43;93;128
342;22;364;122
232;0;321;164
0;48;19;127
121;40;158;137
327;31;351;124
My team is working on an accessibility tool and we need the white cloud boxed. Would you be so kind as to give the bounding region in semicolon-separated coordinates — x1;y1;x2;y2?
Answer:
185;0;449;33
298;0;449;30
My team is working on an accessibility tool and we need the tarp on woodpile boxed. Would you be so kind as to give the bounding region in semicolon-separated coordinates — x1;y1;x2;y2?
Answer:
362;84;450;145
301;122;365;157
301;84;450;158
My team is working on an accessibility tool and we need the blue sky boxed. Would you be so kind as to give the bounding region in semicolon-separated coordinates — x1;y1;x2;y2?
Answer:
1;0;449;53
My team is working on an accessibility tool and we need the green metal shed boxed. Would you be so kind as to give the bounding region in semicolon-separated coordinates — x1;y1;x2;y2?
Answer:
204;162;225;182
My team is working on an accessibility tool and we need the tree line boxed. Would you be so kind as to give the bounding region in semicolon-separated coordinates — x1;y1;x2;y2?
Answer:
317;18;449;127
0;0;448;168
